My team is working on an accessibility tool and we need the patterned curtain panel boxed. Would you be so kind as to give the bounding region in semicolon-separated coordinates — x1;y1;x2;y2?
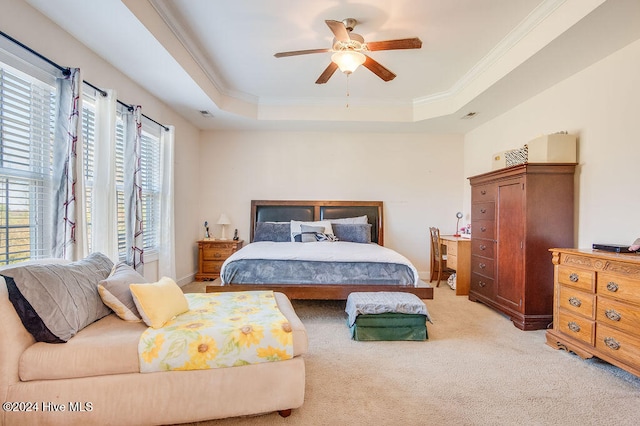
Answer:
51;68;87;260
124;106;144;272
158;126;175;279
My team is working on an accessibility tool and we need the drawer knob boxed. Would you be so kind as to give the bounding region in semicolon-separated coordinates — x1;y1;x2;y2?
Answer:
480;208;487;214
480;190;487;195
480;226;487;232
214;253;222;258
568;297;582;308
478;281;486;288
569;273;579;283
567;321;581;333
604;337;620;350
479;244;487;251
605;309;622;322
479;263;486;269
606;281;619;292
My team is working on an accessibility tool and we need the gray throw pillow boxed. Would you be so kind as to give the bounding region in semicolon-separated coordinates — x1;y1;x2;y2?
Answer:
98;262;149;321
253;222;291;242
332;223;372;243
2;252;113;343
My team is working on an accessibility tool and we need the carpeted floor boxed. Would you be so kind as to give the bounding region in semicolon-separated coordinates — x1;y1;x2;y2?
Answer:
181;284;640;426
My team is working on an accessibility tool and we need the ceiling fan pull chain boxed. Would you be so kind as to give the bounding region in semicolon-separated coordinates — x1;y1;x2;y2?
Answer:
346;74;350;108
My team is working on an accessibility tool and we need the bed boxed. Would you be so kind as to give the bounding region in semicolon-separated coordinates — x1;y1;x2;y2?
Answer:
207;200;432;300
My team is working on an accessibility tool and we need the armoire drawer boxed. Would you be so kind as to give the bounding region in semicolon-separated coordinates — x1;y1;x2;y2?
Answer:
470;273;494;298
472;185;495;202
471;202;495;221
471;240;495;258
471;256;495;278
472;220;495;239
558;285;595;319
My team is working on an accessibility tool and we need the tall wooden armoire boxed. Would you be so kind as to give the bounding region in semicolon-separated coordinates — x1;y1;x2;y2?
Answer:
468;163;576;330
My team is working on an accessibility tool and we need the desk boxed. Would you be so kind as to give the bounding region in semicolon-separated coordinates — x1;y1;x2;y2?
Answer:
440;235;471;296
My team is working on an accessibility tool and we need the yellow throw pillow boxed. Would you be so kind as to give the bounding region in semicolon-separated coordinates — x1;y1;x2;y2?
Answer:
130;277;189;328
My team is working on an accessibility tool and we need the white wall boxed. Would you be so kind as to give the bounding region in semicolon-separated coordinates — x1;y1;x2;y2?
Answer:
199;131;465;275
1;1;202;284
464;38;640;247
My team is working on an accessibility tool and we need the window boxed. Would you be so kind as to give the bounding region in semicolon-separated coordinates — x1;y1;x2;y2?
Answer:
81;92;96;252
0;63;55;265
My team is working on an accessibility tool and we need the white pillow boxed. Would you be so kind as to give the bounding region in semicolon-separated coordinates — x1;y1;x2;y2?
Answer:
329;215;368;224
290;220;334;241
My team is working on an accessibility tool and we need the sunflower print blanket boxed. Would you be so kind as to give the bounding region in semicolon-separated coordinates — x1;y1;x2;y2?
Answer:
138;291;294;372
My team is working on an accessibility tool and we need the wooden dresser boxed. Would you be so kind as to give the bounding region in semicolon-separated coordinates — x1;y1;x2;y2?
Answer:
546;248;640;377
468;163;576;330
195;240;243;281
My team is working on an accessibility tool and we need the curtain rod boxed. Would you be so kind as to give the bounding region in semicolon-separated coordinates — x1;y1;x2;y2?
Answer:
1;31;169;132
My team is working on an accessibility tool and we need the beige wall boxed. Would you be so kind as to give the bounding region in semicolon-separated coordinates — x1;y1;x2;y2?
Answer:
199;131;465;275
464;38;640;248
1;1;202;284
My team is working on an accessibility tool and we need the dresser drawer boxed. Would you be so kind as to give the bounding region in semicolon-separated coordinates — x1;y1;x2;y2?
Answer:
472;202;495;221
471;240;495;258
472;184;495;202
596;296;640;338
559;286;595;319
447;254;458;270
597;273;640;305
558;311;594;345
595;324;640;367
472;220;495;240
471;273;494;298
471;255;494;278
557;265;595;292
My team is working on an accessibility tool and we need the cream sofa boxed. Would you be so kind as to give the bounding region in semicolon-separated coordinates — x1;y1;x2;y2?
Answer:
0;261;308;426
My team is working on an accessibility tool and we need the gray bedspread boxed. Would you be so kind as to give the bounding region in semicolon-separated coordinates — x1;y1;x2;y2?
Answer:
221;259;416;285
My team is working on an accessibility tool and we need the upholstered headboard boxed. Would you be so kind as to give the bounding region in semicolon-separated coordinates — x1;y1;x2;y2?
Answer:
250;200;384;245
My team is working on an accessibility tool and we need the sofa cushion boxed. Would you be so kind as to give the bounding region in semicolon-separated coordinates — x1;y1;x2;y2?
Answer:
19;314;146;381
1;252;113;343
98;262;148;321
130;277;189;328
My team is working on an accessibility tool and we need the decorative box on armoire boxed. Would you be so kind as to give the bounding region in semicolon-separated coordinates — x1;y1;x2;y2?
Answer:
468;163;576;330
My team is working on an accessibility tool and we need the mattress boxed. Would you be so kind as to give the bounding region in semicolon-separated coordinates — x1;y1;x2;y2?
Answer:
220;241;419;286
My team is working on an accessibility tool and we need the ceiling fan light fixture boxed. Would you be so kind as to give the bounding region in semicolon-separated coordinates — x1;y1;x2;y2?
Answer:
331;50;366;74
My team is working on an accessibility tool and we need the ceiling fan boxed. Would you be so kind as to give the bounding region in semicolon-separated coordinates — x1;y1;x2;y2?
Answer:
274;18;422;84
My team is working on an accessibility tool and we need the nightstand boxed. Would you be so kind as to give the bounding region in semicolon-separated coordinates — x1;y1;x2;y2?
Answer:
195;240;244;281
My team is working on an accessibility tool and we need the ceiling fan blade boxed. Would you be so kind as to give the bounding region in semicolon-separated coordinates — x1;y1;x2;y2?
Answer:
315;62;339;84
362;55;396;82
274;48;330;58
366;38;423;51
325;20;350;42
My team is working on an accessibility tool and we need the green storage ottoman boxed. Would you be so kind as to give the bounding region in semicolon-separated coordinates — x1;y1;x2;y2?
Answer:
345;292;431;341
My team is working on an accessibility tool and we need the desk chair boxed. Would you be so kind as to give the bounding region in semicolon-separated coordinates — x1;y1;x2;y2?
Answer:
429;227;453;287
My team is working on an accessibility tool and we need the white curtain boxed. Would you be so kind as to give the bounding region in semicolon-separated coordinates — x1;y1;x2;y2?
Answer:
51;67;87;260
158;125;175;279
124;106;144;272
91;89;119;262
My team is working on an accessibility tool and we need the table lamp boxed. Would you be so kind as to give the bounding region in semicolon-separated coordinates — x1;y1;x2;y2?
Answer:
454;212;463;237
217;213;231;240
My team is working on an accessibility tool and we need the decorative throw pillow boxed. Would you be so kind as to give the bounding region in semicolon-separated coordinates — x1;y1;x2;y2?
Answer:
290;220;334;242
294;225;326;242
329;215;369;224
1;252;113;343
98;262;149;321
130;277;189;329
332;223;372;243
253;221;291;242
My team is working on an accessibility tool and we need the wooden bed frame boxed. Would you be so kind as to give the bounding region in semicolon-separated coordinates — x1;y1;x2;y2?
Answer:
206;200;432;300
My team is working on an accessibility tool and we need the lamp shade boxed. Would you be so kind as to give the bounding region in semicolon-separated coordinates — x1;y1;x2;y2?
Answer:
331;50;366;74
217;214;230;225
